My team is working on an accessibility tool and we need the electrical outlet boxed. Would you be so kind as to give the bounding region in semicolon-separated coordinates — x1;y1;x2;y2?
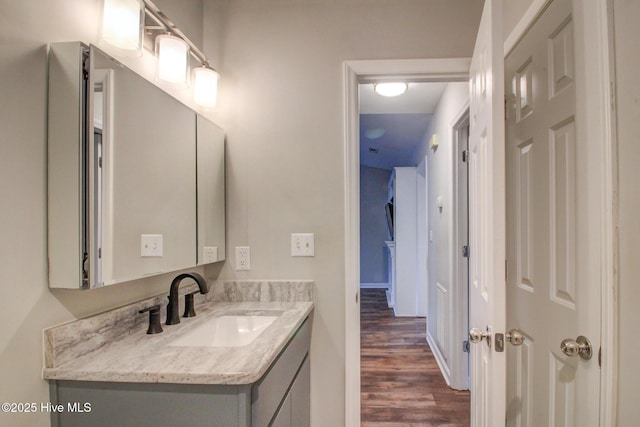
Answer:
235;246;250;270
203;246;218;263
141;234;163;257
291;233;314;257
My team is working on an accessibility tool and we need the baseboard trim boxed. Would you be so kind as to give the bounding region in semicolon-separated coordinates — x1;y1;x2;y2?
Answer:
360;283;389;289
426;330;452;387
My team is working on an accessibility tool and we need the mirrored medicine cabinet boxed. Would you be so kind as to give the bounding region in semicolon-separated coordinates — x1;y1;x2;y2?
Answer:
48;42;225;290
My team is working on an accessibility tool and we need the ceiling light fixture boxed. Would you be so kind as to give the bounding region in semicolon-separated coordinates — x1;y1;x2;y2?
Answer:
374;82;408;97
365;128;386;140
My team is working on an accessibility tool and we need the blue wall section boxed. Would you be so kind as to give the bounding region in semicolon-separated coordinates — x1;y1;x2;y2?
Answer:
360;166;392;284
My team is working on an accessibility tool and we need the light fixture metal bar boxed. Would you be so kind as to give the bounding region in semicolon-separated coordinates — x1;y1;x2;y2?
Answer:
142;0;212;68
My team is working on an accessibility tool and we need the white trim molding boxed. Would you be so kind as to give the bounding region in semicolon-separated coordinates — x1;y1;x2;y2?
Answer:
360;283;389;289
589;1;618;425
427;329;452;386
449;104;470;391
343;58;470;427
503;0;551;56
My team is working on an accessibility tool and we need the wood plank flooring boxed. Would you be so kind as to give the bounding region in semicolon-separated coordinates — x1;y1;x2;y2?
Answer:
360;288;470;427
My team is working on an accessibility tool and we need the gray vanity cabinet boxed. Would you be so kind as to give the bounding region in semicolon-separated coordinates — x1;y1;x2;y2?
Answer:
290;357;311;427
270;392;292;427
271;357;310;427
49;317;310;427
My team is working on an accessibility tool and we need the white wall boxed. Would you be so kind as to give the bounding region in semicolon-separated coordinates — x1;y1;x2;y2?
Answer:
0;1;208;426
360;166;392;285
424;82;468;379
612;0;640;423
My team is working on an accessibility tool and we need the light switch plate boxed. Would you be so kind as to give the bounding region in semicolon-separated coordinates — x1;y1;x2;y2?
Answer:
291;233;314;257
141;234;163;257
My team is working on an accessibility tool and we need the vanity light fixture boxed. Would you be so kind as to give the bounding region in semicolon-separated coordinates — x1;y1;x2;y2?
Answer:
101;0;221;107
374;82;408;97
192;66;220;108
101;0;144;55
156;34;190;87
143;0;219;105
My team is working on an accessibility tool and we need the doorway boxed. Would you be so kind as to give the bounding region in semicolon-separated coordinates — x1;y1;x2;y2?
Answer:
358;80;470;424
344;58;471;426
446;109;470;391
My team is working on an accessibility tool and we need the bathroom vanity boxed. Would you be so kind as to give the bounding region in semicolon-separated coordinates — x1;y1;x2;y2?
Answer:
43;281;314;427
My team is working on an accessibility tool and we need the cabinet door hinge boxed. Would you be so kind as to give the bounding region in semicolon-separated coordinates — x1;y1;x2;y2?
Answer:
462;245;470;258
462;150;469;163
463;340;470;353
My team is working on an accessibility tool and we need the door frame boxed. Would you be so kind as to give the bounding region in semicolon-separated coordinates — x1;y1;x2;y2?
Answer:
503;0;618;425
416;156;428;318
343;0;617;421
343;58;471;426
450;105;471;391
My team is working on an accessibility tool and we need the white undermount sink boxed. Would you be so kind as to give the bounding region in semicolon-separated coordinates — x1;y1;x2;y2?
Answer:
168;315;278;347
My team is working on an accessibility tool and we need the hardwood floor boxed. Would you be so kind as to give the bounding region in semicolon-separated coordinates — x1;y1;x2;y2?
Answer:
360;288;470;427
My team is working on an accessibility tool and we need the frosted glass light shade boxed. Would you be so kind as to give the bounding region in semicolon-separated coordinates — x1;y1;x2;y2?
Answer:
101;0;144;55
193;67;219;108
156;35;190;86
374;82;408;97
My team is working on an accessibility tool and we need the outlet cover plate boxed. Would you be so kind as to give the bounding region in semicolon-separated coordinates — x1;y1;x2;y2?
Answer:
203;246;218;263
235;246;250;270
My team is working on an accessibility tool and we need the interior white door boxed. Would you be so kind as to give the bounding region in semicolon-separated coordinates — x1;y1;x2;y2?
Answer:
467;0;506;425
505;0;601;425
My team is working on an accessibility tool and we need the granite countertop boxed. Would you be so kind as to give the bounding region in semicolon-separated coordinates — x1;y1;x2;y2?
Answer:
43;281;314;386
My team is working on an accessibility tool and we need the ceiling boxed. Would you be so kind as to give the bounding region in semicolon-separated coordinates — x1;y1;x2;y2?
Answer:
359;82;447;170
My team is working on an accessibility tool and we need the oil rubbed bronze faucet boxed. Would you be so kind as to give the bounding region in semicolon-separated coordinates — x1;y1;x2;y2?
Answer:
166;273;210;325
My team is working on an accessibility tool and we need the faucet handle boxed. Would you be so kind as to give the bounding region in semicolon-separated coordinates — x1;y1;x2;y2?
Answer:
139;304;164;334
184;291;198;318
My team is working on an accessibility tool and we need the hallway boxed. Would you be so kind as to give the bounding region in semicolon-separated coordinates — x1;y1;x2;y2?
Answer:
360;288;470;426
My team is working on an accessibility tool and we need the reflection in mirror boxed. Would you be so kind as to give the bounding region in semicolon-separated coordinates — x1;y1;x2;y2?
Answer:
48;43;223;289
196;116;225;264
91;46;197;285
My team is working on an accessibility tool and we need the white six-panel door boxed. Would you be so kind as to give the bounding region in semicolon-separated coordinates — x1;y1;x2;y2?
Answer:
468;0;506;425
505;0;602;425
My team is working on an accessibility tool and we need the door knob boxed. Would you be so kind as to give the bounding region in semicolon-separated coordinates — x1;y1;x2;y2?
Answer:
469;327;491;347
506;329;525;346
560;335;592;360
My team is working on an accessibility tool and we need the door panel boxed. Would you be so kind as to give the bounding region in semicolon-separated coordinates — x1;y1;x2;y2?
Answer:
468;0;506;426
505;0;600;425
